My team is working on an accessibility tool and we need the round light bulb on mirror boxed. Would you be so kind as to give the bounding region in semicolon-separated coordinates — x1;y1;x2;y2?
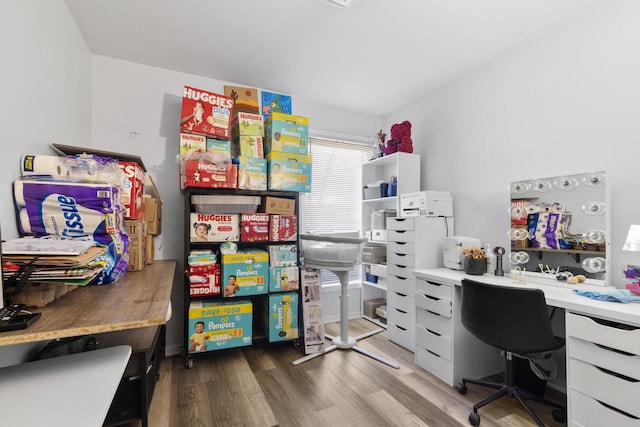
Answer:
553;176;579;191
510;181;529;194
583;173;605;188
530;180;551;193
582;257;606;273
509;251;530;265
581;201;606;216
511;205;527;219
582;229;606;244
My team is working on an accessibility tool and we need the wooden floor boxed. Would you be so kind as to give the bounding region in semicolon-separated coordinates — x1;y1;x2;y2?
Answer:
130;319;566;427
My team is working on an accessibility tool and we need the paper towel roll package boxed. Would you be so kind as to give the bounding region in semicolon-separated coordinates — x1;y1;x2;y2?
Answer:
14;179;125;239
20;154;126;189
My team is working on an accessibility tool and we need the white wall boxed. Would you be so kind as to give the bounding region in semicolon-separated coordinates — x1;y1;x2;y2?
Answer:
384;0;640;287
90;55;382;353
0;0;91;365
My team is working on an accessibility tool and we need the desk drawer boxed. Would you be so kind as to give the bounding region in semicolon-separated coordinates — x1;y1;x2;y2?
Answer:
388;275;414;294
416;324;451;361
388;291;414;314
388;252;415;268
388;305;414;328
387;241;415;255
566;312;640;355
388;264;413;279
415;291;451;317
415;344;453;386
568;336;640;381
388;320;415;351
416;306;452;337
569;358;640;419
387;230;414;243
415;279;452;301
570;389;640;427
387;218;414;231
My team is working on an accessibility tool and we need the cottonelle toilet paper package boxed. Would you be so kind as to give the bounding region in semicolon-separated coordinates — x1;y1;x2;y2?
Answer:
20;154;126;189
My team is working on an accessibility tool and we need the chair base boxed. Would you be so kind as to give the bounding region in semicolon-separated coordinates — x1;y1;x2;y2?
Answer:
457;376;566;427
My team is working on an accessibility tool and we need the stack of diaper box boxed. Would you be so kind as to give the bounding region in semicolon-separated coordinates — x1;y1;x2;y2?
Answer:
264;112;312;193
179;85;236;189
231;112;268;191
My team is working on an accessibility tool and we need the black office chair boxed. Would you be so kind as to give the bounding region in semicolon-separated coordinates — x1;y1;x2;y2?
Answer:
456;279;566;427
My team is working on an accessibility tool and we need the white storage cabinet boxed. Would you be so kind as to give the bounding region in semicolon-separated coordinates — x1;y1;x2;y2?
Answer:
360;152;420;327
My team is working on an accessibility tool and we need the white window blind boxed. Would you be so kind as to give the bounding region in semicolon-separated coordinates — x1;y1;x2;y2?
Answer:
301;136;371;284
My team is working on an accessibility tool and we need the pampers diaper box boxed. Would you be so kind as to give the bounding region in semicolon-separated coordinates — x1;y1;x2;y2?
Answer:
237;156;267;191
221;251;269;297
261;291;299;342
264;112;309;155
188;300;252;353
266;151;312;193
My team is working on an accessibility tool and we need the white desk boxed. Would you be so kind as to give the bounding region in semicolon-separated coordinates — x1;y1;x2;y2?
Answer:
0;345;132;427
413;268;640;427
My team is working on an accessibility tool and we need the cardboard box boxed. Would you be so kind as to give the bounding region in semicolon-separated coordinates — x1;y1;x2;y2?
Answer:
144;175;162;235
187;300;252;353
269;214;298;242
262;196;296;215
363;298;387;319
266;151;312;193
184;160;238;189
206;138;232;167
264;112;309;155
262;292;299;342
179;133;206;174
267;244;298;267
300;267;325;354
180;86;234;140
190;213;239;242
221;251;269;297
237;156;267;191
118;161;146;220
145;235;154;265
231;112;264;139
125;219;147;271
240;213;269;242
232;136;264;159
268;266;300;292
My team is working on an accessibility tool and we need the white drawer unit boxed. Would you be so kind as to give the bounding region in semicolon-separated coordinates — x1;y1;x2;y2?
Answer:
566;312;640;426
414;273;503;387
386;216;452;352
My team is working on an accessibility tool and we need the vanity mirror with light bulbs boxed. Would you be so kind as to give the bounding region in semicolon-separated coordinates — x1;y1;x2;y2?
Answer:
509;170;609;287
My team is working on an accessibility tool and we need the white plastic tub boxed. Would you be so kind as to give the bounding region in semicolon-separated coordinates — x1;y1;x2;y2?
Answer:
300;232;367;268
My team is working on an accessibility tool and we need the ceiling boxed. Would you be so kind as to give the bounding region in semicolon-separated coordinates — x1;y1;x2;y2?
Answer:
64;0;598;116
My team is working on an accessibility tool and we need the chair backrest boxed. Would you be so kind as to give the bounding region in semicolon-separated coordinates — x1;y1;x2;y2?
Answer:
461;279;557;354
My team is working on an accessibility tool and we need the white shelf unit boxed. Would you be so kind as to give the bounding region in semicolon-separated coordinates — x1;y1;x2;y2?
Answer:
360;152;421;326
386;216;454;352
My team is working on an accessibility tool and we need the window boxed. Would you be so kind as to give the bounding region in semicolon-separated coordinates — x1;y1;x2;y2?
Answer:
300;136;372;284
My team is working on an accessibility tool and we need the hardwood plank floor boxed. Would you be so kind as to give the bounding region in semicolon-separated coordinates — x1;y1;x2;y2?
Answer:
127;319;566;427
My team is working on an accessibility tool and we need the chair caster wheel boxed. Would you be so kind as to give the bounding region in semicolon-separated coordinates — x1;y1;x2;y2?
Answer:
552;408;566;423
468;411;480;426
456;383;468;394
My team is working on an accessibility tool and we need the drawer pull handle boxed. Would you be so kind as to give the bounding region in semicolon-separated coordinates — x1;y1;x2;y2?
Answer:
396;292;408;297
589;315;639;331
427;349;441;358
426;281;442;287
596;399;639;419
426;329;441;337
424;295;439;301
395;308;407;314
595;365;639;383
396;325;407;331
426;310;441;316
595;343;635;356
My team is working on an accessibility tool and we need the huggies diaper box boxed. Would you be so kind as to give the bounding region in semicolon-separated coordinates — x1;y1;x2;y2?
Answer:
189;263;220;297
269;214;298;241
117;161;145;220
181;85;234;139
232;136;264;159
188;300;252;353
269;266;300;292
221;251;269;297
184;160;238;189
179;133;206;174
190;213;239;242
266;152;312;193
262;292;299;342
240;213;270;242
268;244;298;267
231;112;264;139
264;112;309;155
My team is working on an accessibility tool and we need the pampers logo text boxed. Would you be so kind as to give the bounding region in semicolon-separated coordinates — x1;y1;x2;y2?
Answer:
280;127;301;138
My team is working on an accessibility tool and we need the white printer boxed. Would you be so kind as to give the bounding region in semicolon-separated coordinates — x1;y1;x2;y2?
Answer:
443;236;482;270
400;191;453;217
